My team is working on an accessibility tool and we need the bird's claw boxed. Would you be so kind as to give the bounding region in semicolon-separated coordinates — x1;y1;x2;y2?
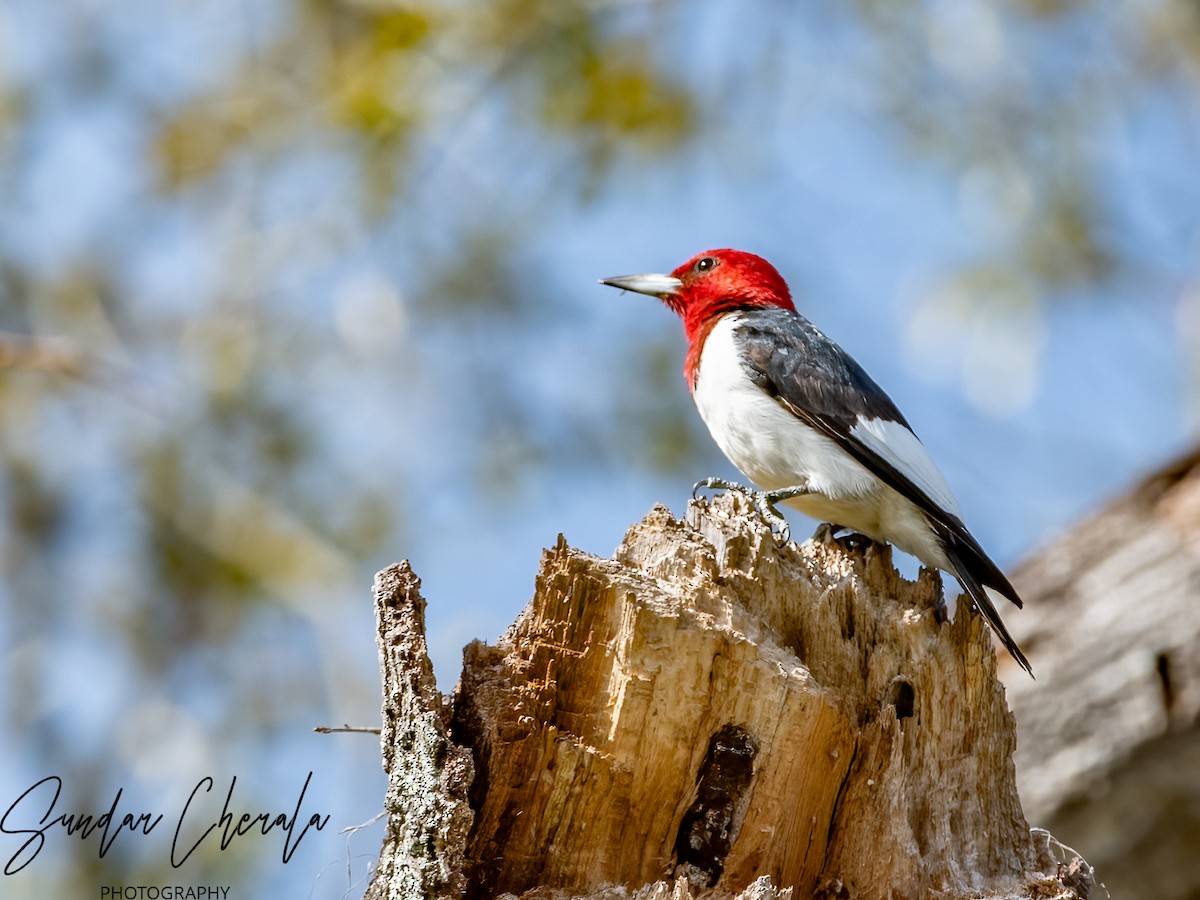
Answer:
691;477;812;545
812;522;838;544
754;494;792;544
692;476;750;500
813;522;874;553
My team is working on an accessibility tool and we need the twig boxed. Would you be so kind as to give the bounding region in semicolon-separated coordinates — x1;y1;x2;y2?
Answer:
314;723;381;734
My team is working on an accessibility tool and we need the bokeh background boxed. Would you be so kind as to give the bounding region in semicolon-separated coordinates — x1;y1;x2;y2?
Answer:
1;0;1198;897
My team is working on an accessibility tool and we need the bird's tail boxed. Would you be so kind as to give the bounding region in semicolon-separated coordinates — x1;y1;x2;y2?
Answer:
939;535;1034;677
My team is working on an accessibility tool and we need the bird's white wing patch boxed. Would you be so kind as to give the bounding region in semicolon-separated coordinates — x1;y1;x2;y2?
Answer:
850;417;962;517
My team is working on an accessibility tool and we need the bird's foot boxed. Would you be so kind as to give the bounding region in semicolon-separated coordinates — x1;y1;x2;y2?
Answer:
692;477;813;544
811;522;839;544
812;522;875;553
692;476;752;500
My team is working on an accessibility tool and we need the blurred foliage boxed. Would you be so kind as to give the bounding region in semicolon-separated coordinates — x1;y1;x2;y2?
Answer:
0;0;1198;895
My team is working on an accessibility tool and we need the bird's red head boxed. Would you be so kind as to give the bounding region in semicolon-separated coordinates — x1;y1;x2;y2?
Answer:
602;249;795;386
666;248;794;323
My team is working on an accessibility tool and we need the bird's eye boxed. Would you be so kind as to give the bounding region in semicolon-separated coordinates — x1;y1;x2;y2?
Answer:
695;256;718;273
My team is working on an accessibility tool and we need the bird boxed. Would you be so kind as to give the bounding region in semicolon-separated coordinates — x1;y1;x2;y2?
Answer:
600;248;1032;676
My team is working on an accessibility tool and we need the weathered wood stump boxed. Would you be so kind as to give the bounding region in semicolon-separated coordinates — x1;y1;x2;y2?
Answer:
1005;447;1200;899
366;493;1095;899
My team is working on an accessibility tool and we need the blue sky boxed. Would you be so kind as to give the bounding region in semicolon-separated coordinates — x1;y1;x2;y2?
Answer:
2;1;1198;897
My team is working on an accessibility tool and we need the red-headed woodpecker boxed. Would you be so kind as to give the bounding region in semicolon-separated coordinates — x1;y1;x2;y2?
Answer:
602;249;1032;676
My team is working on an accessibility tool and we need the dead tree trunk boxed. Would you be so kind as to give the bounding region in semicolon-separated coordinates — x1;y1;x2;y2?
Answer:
1004;447;1200;900
365;493;1094;899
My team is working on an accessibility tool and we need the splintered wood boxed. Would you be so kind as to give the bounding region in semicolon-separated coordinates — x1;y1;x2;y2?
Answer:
367;494;1095;900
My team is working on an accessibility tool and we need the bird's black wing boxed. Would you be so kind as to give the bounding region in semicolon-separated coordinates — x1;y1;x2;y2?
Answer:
730;308;951;525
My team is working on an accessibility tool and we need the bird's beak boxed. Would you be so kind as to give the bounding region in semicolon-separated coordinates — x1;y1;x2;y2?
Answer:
599;273;683;298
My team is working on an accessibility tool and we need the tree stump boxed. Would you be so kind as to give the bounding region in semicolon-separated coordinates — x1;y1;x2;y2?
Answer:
366;493;1095;899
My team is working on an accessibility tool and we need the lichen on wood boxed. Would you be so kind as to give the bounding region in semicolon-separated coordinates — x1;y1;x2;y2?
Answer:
366;562;475;900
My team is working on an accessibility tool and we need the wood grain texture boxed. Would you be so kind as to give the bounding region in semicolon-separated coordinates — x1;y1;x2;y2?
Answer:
368;493;1095;899
1005;447;1200;899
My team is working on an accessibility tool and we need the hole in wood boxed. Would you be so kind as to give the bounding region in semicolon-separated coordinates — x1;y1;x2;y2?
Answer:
1156;651;1176;716
674;723;759;888
890;679;915;721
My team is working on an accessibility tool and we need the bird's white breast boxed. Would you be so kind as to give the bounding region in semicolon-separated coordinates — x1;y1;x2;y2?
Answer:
692;315;879;500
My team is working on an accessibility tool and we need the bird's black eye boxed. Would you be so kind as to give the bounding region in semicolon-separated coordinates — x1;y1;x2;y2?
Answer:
695;256;718;273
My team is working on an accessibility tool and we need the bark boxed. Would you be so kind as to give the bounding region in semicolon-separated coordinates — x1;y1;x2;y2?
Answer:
365;563;475;900
367;493;1095;900
1005;447;1200;900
